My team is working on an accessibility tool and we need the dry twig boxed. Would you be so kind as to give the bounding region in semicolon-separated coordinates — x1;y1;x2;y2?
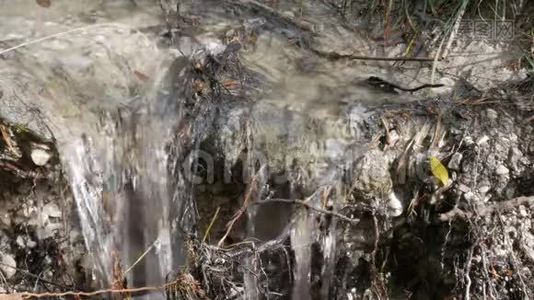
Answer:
217;165;266;247
123;239;159;275
310;48;437;62
257;198;359;224
11;272;206;299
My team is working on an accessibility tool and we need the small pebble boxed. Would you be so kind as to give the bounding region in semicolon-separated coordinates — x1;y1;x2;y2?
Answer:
448;152;463;171
15;236;24;248
519;205;528;217
486;108;498;121
463;136;474;145
31;148;52;166
464;192;476;201
479;186;491;194
495;165;509;175
42;202;62;219
26;240;37;248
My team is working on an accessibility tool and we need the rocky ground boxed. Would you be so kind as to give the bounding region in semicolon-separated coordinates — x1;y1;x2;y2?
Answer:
0;121;87;294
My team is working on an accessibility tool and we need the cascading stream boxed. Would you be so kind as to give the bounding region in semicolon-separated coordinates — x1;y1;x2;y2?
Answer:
0;19;198;288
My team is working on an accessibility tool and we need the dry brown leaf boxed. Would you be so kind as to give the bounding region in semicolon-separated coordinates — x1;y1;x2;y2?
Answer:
133;70;150;82
222;80;239;89
36;0;51;8
0;125;15;153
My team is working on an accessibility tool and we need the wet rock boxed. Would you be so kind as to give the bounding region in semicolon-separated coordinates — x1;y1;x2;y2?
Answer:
0;97;53;142
0;253;16;279
350;149;393;201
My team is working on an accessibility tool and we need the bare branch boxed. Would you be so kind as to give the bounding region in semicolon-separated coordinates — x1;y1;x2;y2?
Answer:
257;198;360;224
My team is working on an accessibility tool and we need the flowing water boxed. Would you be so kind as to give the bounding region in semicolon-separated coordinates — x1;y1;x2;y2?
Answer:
0;0;447;297
0;1;186;287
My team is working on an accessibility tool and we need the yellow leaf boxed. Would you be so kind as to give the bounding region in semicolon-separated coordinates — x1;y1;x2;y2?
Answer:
430;156;449;186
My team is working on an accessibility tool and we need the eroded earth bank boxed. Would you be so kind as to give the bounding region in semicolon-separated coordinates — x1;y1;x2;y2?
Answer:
0;0;533;299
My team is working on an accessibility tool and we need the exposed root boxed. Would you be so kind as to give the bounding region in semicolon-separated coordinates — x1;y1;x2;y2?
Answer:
3;272;205;299
217;165;267;247
256;198;359;224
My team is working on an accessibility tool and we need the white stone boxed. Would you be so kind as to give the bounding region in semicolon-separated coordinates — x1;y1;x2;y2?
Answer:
0;254;16;279
464;192;476;201
31;148;52;166
26;240;37;248
479;186;491;194
15;236;24;248
1;213;11;226
463;136;474;145
387;192;403;217
476;135;490;145
495;165;509;175
519;205;528;217
42;202;62;219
